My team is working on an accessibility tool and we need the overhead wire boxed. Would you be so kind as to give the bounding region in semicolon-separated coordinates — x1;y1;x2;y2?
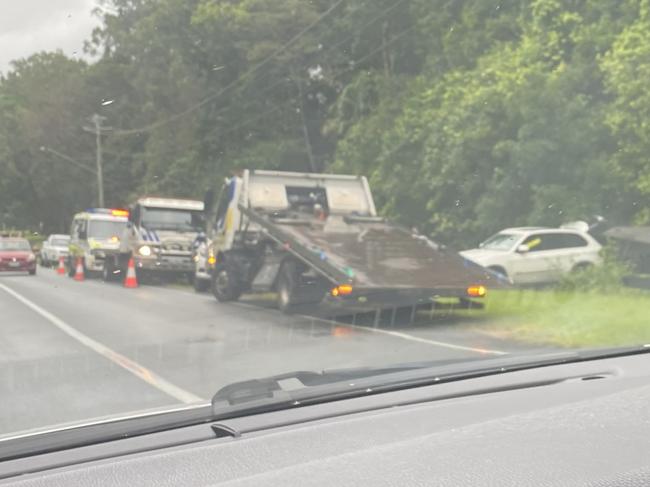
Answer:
112;0;346;136
170;0;413;148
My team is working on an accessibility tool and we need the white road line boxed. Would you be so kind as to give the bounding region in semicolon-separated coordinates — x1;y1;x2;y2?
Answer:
233;301;508;356
294;312;508;356
74;278;507;357
0;283;203;404
346;324;507;355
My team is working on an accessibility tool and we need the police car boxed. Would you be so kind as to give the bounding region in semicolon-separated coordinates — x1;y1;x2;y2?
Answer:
67;209;129;277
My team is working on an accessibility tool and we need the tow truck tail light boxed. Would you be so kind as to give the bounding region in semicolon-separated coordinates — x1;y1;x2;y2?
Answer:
467;285;487;298
331;284;353;297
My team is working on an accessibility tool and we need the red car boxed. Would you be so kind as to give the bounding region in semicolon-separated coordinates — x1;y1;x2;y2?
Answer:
0;238;37;275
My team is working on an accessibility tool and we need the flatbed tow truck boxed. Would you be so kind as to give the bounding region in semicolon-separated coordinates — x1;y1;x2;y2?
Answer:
204;170;502;314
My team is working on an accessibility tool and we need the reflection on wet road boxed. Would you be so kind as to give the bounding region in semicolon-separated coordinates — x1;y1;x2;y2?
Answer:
0;268;536;436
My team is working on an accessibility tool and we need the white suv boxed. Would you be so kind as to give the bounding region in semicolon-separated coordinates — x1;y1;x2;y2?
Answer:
460;227;602;285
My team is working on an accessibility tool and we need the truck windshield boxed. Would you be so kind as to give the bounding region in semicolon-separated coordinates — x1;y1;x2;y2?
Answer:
480;233;520;251
88;221;126;240
51;238;69;247
141;207;202;232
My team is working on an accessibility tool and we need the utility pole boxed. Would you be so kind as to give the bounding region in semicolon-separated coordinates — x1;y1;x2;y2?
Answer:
292;67;317;173
83;114;110;207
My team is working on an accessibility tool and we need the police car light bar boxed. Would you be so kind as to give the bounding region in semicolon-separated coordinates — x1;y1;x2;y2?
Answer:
86;208;129;217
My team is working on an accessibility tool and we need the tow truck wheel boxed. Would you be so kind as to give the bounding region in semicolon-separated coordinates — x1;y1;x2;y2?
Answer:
212;264;242;302
277;261;299;314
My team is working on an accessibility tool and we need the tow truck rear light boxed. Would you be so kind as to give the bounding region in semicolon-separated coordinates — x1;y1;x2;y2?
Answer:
331;284;353;297
466;285;487;298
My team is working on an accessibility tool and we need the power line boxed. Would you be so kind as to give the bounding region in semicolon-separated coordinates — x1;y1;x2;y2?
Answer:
112;0;346;136
156;1;412;150
344;20;417;70
318;0;408;58
198;8;419;148
194;0;410;131
106;0;418;174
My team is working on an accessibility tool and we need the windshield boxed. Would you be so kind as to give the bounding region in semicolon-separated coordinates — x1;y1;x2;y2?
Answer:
50;238;69;247
88;221;126;240
0;240;31;251
479;233;520;251
141;207;202;232
3;0;650;447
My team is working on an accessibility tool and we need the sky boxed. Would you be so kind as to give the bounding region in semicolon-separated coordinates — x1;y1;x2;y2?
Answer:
0;0;100;74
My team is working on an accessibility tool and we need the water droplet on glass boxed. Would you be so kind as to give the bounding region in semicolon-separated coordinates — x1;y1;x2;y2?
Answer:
308;64;323;80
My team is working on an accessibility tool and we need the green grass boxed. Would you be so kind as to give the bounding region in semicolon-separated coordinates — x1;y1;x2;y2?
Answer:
469;289;650;348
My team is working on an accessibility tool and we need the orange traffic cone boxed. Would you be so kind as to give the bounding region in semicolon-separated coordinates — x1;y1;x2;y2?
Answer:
57;256;66;275
73;257;85;281
123;257;138;288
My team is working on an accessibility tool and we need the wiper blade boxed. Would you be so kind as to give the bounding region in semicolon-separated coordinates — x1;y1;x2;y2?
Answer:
212;364;431;407
212;345;650;417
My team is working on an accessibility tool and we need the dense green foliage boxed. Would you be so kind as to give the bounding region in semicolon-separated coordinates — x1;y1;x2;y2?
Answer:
2;0;650;247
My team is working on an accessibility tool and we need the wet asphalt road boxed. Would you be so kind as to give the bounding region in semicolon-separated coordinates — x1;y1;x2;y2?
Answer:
0;266;534;437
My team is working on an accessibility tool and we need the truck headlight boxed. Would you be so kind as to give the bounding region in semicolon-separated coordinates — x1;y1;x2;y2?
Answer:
138;245;152;257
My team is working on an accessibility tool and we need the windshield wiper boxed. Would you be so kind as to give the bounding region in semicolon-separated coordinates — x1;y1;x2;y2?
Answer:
212;363;445;407
211;345;650;418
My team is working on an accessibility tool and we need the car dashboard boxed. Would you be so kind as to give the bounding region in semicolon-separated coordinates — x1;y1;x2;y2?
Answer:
2;353;650;486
